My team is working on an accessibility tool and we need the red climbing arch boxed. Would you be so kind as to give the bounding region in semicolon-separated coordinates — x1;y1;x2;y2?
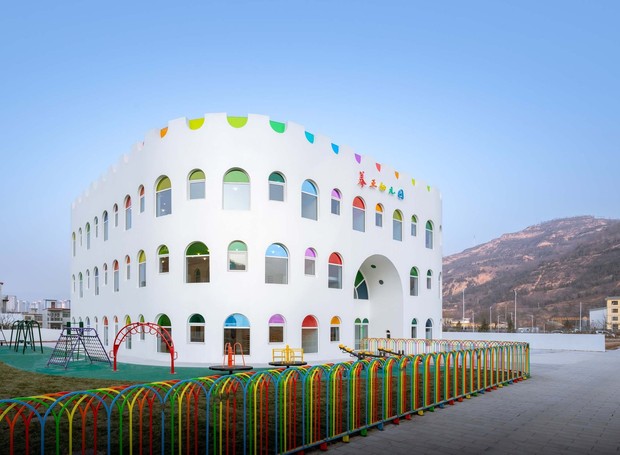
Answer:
112;322;176;373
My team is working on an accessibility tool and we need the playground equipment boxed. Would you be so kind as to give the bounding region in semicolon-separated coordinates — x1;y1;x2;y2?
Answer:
269;345;306;368
339;343;403;360
47;323;110;369
209;342;253;374
112;322;176;373
9;320;43;354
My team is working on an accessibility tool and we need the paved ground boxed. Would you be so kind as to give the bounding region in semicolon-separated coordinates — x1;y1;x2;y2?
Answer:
323;349;620;454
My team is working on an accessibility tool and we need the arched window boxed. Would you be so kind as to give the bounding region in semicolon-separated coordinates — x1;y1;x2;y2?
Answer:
304;248;316;276
393;210;403;241
156;176;172;217
331;189;341;215
411;215;418;237
86;269;90;290
328;253;343;289
354;317;369;350
186;242;210;283
425;221;434;249
410;267;419;296
94;267;99;296
125;255;131;280
268;172;285;201
224;313;250;354
223;169;250;210
85;316;91;327
86;223;91;249
72;232;76;256
157;314;172;353
103;263;108;285
113;260;119;292
78;228;83;247
113;204;119;227
330;316;341;342
301;315;319;353
78;272;83;298
427;270;433;290
72;274;75;293
103;316;109;345
352;197;365;232
354;271;369;300
125;315;132;349
125;196;132;230
94;217;99;238
188;169;206;199
301;180;318;220
268;314;285;343
425;319;433;339
411;318;418;338
228;241;248;271
189;313;205;343
138;250;146;287
375;204;383;227
94;316;99;334
103;211;109;241
138;185;145;213
158;245;169;273
114;316;119;340
265;243;288;284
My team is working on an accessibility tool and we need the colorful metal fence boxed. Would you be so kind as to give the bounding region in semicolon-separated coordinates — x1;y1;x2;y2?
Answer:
0;340;529;454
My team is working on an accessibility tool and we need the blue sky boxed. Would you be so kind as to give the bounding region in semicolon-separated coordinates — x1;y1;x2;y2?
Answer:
1;1;618;301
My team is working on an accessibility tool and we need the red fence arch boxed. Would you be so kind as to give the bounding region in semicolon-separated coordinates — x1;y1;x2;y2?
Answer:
112;322;176;373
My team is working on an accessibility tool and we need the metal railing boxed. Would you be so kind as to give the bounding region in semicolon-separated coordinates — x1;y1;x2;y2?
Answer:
0;339;529;454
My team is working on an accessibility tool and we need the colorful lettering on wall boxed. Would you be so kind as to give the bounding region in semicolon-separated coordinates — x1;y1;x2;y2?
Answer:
357;175;404;200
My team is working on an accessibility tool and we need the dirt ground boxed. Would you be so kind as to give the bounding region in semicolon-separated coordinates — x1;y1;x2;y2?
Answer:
605;337;620;350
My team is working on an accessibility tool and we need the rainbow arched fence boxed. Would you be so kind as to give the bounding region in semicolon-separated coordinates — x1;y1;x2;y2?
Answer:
0;339;529;454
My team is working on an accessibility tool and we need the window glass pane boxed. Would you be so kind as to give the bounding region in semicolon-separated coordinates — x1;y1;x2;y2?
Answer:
223;328;250;354
269;183;284;201
353;207;365;232
331;198;340;215
187;256;210;282
157;189;172;216
301;192;317;220
190;181;205;199
305;258;315;275
190;325;205;342
410;276;418;296
126;208;132;230
328;264;342;289
228;250;247;271
223;183;250;210
265;257;288;284
301;328;318;353
330;326;340;342
139;263;146;287
159;256;169;273
376;212;382;227
269;326;284;343
393;220;402;241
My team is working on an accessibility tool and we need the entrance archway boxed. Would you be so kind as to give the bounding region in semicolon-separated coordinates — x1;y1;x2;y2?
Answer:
354;255;403;339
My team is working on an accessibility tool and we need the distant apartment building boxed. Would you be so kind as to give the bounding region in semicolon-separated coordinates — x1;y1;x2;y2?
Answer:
606;297;619;331
42;300;71;330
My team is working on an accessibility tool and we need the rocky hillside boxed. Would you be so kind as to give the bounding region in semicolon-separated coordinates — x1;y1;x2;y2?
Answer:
442;216;620;328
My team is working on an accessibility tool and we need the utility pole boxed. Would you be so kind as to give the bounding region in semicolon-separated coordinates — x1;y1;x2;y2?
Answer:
514;289;518;331
462;288;465;322
579;302;582;332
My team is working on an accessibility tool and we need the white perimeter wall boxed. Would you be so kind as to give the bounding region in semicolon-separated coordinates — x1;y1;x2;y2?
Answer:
442;332;605;352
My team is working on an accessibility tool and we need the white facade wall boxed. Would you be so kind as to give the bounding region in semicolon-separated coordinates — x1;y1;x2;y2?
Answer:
441;332;605;352
70;113;443;365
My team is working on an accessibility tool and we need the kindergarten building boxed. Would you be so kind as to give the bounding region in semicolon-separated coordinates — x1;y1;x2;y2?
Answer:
70;113;443;365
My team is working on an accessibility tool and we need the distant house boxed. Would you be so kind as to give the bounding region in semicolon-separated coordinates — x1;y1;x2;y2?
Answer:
589;307;607;330
605;297;619;332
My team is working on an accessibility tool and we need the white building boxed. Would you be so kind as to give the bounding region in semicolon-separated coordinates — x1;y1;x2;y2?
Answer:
70;113;443;365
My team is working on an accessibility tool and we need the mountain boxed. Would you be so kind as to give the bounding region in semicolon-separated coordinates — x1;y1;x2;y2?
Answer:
442;216;620;329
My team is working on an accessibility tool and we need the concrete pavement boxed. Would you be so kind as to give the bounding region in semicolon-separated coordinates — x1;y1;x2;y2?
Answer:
321;349;620;454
